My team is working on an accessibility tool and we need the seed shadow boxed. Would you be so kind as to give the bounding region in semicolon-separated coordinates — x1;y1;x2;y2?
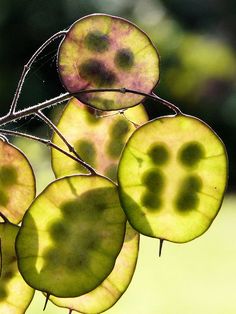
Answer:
39;184;126;297
119;189;154;237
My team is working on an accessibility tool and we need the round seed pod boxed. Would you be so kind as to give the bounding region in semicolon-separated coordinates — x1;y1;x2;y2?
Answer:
0;222;34;313
16;175;126;297
58;14;159;111
118;114;228;243
49;223;139;313
0;141;36;224
51;97;148;182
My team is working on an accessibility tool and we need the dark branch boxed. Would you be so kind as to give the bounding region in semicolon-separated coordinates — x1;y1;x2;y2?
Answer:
36;110;97;175
0;129;95;173
0;87;182;127
9;30;67;115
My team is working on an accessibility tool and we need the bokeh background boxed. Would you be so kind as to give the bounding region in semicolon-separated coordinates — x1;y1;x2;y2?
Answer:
0;0;236;313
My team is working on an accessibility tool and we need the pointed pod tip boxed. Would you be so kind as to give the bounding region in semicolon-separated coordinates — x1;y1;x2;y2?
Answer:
43;292;50;311
159;239;164;257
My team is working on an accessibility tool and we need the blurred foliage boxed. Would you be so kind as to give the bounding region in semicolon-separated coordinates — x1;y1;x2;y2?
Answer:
13;138;54;194
0;0;235;188
158;0;236;46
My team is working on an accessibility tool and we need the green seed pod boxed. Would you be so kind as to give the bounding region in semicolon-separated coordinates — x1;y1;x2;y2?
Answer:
51;97;148;182
49;223;139;313
0;141;36;224
0;222;34;313
118;114;228;243
16;175;126;297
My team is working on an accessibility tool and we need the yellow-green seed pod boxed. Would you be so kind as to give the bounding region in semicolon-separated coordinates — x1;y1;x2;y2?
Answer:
49;223;139;313
0;141;36;224
16;175;126;297
118;114;228;243
51;97;148;182
0;222;34;313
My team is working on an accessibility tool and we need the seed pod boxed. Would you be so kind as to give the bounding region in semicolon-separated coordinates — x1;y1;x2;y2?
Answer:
0;222;34;313
51;97;148;182
16;175;126;297
118;114;228;243
58;14;159;110
50;223;139;313
0;141;35;224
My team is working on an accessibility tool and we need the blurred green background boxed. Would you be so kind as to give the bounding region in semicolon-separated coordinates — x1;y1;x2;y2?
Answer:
0;0;236;313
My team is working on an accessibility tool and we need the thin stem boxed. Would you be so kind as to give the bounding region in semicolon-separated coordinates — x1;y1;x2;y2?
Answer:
0;87;182;127
0;129;94;173
73;87;182;115
36;110;70;146
36;110;96;175
0;92;71;126
122;112;140;129
151;92;182;115
96;111;120;119
9;30;67;116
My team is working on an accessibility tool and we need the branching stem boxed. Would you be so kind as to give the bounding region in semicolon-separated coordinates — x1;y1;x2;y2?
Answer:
0;129;96;174
0;93;71;126
36;110;96;175
0;88;182;174
9;30;67;116
151;92;182;115
122;112;140;128
72;87;182;114
0;88;182;127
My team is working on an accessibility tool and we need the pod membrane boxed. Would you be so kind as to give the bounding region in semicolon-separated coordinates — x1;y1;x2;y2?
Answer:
16;175;126;297
118;114;228;243
58;14;159;110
